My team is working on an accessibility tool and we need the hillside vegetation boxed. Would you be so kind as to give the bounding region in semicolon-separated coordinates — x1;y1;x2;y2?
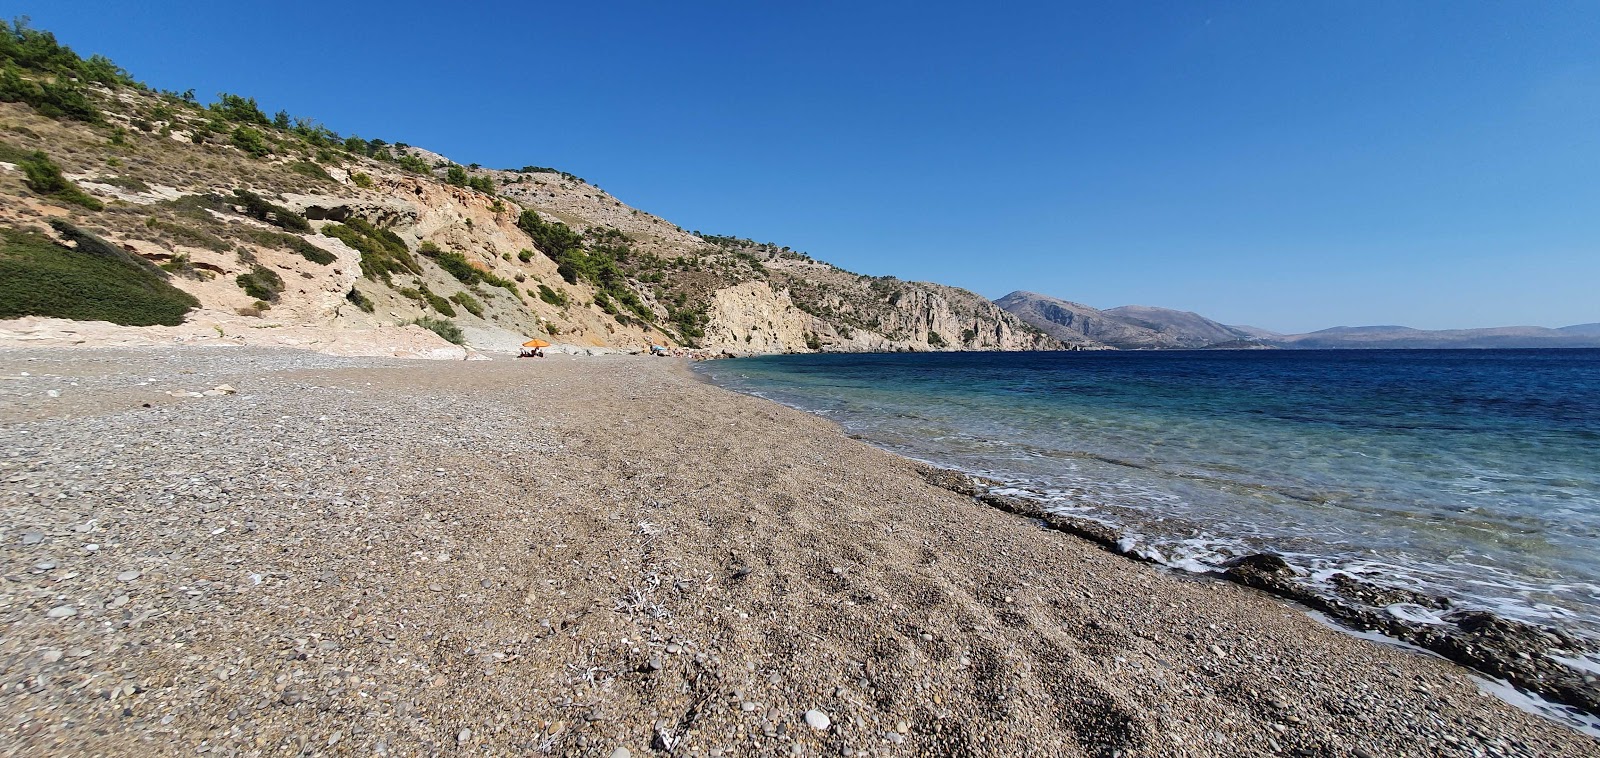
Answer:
0;19;1059;354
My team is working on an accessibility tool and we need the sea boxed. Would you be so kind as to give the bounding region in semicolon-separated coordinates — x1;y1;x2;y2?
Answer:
697;349;1600;645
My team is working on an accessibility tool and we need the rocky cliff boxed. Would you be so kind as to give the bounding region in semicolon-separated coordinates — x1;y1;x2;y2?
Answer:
0;24;1057;357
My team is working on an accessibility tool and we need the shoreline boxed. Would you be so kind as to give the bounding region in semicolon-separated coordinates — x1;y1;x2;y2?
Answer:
2;346;1597;756
692;355;1600;728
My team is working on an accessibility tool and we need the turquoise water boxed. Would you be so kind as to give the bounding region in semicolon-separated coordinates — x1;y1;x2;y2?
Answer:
699;349;1600;637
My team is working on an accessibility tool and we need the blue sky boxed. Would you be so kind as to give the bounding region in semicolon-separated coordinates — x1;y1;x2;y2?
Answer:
22;2;1600;332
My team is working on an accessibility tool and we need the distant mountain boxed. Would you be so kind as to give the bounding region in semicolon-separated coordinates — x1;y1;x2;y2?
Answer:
995;291;1600;351
1279;325;1600;349
1103;305;1262;348
995;292;1257;349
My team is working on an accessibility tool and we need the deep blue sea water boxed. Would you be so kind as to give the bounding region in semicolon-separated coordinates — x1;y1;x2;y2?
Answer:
698;349;1600;639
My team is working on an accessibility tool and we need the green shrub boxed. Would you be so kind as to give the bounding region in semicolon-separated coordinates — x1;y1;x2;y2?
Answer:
350;172;373;189
449;291;484;317
0;64;101;122
322;219;418;282
396;153;429;173
0;223;197;326
517;248;533;262
411;316;464;345
19;151;102;210
420;242;483;285
238;228;334;264
235;264;284;302
231;189;309;232
927;331;947;348
420;286;454;316
287;160;332;183
230;126;270;158
345;287;374;313
537;284;568;307
144;218;230;252
211;93;271;125
445;165;468;186
0;138;31;163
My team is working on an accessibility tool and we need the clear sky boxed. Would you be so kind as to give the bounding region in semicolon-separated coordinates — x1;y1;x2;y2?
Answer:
21;2;1600;332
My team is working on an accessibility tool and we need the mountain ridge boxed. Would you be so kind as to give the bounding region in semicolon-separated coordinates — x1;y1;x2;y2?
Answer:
996;291;1600;351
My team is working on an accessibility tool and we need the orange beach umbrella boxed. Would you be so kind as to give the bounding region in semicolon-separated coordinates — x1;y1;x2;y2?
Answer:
522;339;551;348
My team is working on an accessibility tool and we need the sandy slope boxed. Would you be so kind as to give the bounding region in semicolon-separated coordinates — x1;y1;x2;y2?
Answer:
0;348;1594;757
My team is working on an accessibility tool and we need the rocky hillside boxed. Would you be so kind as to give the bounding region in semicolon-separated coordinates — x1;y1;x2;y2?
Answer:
0;21;1058;356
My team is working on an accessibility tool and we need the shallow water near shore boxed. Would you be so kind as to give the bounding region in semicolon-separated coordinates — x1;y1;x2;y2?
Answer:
699;349;1600;643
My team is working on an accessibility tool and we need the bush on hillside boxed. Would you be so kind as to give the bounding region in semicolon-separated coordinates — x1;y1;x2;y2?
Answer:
536;284;567;307
322;219;419;283
449;291;484;318
237;228;335;264
0;223;197;326
411;316;464;345
235;264;284;302
231;189;309;232
345;286;374;313
19;151;102;210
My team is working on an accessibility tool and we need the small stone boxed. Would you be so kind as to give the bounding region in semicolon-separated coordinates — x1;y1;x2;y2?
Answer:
886;732;905;744
805;710;831;730
895;720;909;734
741;701;757;712
665;643;682;654
480;579;492;589
648;657;663;671
116;570;142;582
22;531;44;545
32;560;55;572
428;583;444;592
609;749;631;758
46;605;77;619
1210;645;1226;658
457;728;472;744
280;691;303;706
41;649;63;663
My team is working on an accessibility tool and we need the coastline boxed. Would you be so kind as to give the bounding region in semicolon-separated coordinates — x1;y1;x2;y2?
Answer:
1;347;1596;756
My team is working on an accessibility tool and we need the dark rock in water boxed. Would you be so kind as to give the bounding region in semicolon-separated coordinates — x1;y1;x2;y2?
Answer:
917;465;999;497
1329;572;1450;609
1221;553;1300;595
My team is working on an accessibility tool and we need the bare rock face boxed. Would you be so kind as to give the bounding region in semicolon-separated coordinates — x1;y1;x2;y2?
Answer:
702;281;810;354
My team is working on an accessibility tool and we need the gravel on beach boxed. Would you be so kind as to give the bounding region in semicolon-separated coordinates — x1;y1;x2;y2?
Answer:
1;347;1596;757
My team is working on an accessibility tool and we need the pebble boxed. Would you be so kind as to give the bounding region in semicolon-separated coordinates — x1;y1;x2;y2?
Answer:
609;749;631;758
741;701;757;712
116;570;141;581
46;605;77;619
457;728;472;744
280;691;303;706
41;649;63;663
1210;644;1227;658
895;720;909;734
22;531;44;545
805;709;831;730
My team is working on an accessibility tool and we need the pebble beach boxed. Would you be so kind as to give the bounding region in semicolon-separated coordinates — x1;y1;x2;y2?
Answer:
2;347;1597;757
